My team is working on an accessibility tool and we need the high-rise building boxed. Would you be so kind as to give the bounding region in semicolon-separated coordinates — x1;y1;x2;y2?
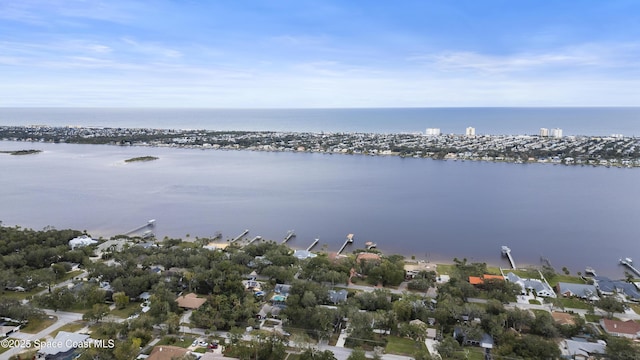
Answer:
425;128;441;136
465;127;476;136
551;128;563;138
539;128;549;137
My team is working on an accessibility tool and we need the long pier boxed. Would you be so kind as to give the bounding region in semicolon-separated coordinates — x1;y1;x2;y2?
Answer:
337;234;354;255
124;219;156;236
246;236;262;246
307;238;319;251
282;230;296;244
502;246;516;269
232;229;249;243
620;258;640;277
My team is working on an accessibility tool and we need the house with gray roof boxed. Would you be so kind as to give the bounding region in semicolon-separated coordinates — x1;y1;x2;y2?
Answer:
561;339;606;359
505;272;556;298
328;289;348;304
38;331;91;358
556;282;599;301
593;276;640;301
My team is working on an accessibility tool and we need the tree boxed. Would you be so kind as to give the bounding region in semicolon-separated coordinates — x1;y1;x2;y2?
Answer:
596;296;625;318
606;336;640;360
299;348;337;360
113;291;129;309
83;303;110;323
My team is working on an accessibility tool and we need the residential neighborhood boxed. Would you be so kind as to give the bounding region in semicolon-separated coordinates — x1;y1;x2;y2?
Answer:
1;225;640;359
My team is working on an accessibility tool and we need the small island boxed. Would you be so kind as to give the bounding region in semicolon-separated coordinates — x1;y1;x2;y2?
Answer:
0;149;42;156
124;156;159;163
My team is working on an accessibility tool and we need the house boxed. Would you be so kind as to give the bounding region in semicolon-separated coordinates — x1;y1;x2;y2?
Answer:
453;327;493;349
257;304;281;319
68;235;97;250
0;324;20;337
200;353;241;360
38;331;90;359
147;345;190;360
274;284;291;296
505;272;556;298
556;282;599;301
176;293;207;310
293;250;317;260
600;319;640;339
328;289;348;304
561;339;606;360
593;276;640;301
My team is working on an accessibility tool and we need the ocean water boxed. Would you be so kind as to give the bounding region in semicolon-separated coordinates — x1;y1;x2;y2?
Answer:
1;107;639;136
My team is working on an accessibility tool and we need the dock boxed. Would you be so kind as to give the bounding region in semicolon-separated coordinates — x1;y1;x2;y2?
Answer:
365;241;377;250
307;238;319;251
620;258;640;277
232;229;249;243
212;231;222;240
246;236;262;246
337;234;354;255
585;267;597;277
124;219;156;236
282;230;296;244
501;246;516;269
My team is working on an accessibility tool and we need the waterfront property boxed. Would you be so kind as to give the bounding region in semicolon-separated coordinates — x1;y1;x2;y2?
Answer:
555;282;599;301
505;272;556;297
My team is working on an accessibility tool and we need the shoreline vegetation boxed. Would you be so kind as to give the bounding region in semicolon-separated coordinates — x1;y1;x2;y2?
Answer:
124;156;159;163
0;149;42;156
1;125;639;167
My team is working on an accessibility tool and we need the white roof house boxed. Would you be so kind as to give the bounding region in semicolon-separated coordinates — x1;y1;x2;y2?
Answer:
68;235;98;250
38;331;90;356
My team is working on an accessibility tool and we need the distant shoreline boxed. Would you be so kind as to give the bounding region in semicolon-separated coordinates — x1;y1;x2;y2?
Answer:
1;125;639;168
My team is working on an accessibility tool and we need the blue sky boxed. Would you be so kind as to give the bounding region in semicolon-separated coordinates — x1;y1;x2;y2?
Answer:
1;0;640;107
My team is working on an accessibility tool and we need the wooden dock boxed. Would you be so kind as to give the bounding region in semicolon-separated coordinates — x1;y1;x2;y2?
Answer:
307;238;319;251
124;219;156;236
246;236;262;246
620;258;640;277
232;229;249;243
282;230;296;244
502;246;516;269
337;234;354;255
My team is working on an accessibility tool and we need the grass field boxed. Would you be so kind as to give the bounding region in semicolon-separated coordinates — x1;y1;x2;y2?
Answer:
385;336;426;356
547;274;586;287
557;297;591;310
20;316;57;333
51;321;86;337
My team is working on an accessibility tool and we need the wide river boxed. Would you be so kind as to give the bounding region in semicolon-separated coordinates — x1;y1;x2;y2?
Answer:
1;140;638;278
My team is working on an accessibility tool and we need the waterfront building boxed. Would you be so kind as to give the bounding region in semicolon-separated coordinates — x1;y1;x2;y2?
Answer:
539;128;549;137
425;128;441;136
465;127;476;136
551;128;563;138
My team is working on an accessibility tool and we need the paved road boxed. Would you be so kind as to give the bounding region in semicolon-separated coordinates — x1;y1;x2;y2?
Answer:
1;310;84;360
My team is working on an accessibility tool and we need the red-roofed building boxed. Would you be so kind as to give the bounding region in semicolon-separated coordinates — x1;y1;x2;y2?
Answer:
600;319;640;339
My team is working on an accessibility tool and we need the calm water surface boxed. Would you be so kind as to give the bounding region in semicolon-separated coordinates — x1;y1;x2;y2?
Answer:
1;141;638;278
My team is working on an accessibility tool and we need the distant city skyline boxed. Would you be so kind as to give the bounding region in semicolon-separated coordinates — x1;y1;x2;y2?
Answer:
1;1;640;108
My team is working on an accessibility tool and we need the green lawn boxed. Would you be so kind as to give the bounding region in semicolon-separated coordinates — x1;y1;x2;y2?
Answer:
51;321;86;337
529;299;542;305
110;302;141;318
547;274;585;287
585;314;602;322
557;297;591;310
461;346;486;360
385;336;426;356
509;269;541;280
155;335;197;348
20;316;57;333
436;264;456;275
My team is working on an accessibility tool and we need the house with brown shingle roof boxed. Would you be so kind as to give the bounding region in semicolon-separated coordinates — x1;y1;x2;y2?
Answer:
147;345;190;360
600;318;640;339
176;293;207;310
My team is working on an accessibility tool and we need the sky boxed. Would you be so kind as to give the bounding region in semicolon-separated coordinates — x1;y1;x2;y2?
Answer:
1;0;640;108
